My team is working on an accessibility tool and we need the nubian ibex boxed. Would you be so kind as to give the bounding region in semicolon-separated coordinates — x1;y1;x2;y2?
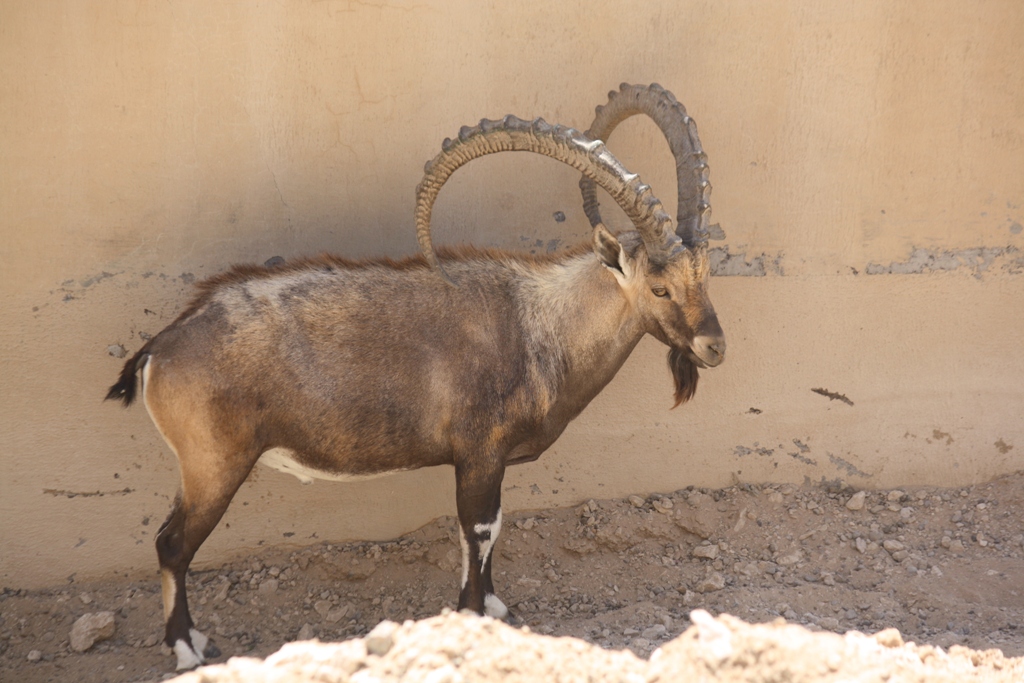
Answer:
107;84;726;670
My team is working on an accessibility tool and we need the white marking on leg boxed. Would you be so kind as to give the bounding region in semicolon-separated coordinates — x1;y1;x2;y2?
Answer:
473;507;502;570
173;639;203;671
189;628;209;656
484;594;509;619
459;526;469;590
160;568;176;622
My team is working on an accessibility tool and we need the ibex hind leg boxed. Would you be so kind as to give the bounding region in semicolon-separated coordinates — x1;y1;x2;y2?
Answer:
155;451;256;670
454;462;511;621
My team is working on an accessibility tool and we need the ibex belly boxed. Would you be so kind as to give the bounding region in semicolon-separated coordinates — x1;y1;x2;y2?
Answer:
257;448;408;485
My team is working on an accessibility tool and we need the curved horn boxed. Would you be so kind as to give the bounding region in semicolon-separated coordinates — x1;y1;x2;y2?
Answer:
416;116;679;282
580;83;720;247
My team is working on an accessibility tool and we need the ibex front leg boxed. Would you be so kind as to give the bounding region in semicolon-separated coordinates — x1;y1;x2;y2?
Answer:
454;460;509;619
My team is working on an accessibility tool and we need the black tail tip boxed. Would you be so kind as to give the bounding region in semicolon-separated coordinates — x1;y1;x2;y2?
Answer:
106;350;146;407
105;378;137;407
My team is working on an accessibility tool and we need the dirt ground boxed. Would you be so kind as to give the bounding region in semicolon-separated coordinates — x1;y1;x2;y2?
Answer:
3;471;1023;682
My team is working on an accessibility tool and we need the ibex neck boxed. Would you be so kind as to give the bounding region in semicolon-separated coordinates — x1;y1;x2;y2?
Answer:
514;252;644;409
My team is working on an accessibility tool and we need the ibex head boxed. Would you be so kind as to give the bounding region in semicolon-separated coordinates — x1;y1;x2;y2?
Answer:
583;83;726;405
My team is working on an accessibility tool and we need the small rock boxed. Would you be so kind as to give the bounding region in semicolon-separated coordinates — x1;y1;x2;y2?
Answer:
258;579;279;595
948;539;965;553
143;634;160;648
630;637;653;653
642;624;667;640
818;617;841;631
79;593;93;605
899;507;914;519
107;344;128;358
697;572;726;593
692;544;719;560
296;623;316;641
365;620;399;656
326;605;350;623
874;627;904;648
652;498;674;514
70;612;116;652
882;539;905;553
776;549;803;566
855;537;868;554
213;582;231;603
516;517;536;530
344;559;376;580
27;650;42;662
887;490;905;502
628;495;645;508
314;600;332;619
845;491;867;511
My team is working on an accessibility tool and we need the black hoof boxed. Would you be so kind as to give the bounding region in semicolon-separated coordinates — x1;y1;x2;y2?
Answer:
203;640;222;659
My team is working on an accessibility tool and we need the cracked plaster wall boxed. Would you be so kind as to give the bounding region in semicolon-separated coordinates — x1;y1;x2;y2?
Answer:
1;0;1022;588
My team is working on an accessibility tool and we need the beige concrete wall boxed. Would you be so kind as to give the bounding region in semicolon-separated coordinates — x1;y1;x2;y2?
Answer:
1;1;1022;589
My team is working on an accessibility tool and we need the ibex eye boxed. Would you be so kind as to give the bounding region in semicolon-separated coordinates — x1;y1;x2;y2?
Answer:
651;286;669;298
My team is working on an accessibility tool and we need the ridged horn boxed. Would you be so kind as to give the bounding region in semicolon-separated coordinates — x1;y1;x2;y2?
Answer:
416;115;678;282
580;83;722;247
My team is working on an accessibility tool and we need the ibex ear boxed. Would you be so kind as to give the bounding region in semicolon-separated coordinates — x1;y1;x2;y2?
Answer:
593;224;633;285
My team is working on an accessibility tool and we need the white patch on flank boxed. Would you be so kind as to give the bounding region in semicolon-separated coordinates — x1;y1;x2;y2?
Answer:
173;639;203;671
459;527;470;589
142;358;171;456
484;594;509;619
189;628;209;656
473;507;502;569
241;272;311;301
160;568;176;622
143;358;186;491
257;448;405;485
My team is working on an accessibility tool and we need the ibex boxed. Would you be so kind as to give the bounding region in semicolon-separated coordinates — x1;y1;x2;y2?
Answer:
107;84;726;670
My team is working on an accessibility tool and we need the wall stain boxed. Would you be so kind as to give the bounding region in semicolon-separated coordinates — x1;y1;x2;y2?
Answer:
811;388;854;406
786;439;816;465
828;453;870;478
865;246;1021;278
733;443;777;458
43;487;135;499
929;429;954;446
994;439;1013;454
708;247;784;276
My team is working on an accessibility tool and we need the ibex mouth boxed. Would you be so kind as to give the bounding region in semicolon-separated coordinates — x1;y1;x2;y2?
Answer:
691;335;726;369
